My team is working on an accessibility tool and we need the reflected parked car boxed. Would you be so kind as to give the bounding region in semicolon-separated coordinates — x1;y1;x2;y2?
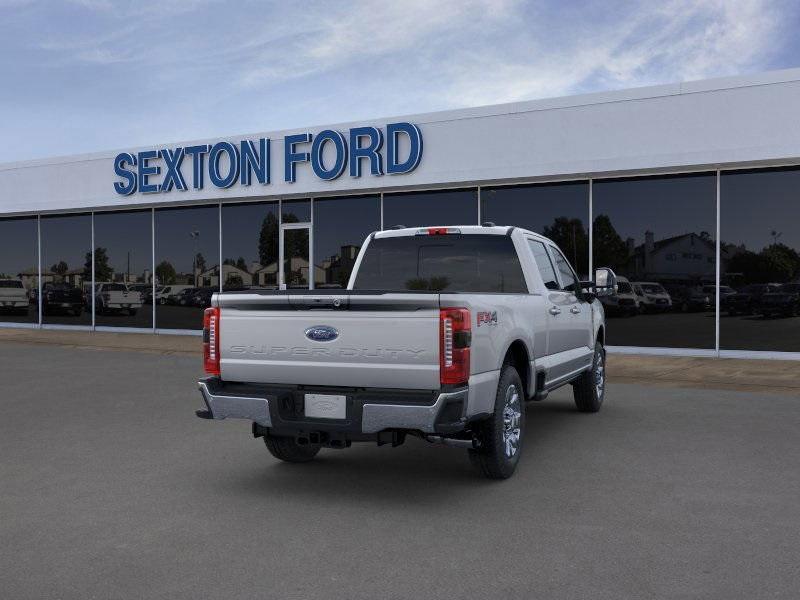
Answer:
190;287;216;308
724;283;781;316
632;281;672;313
0;279;30;315
41;282;84;316
600;276;639;317
758;283;800;317
668;286;711;313
95;283;143;316
174;288;198;306
701;284;736;306
156;285;194;305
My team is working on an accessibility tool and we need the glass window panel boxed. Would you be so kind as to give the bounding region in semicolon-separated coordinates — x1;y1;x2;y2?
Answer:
93;210;152;328
481;182;590;277
528;239;559;291
721;167;800;352
353;235;527;293
154;205;219;330
313;195;380;288
40;214;92;326
221;202;278;291
282;199;310;223
383;189;478;229
592;173;717;349
283;228;310;288
0;217;38;324
550;246;579;292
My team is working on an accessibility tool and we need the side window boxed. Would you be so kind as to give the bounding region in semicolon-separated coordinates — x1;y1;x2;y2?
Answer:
550;246;580;292
528;240;559;291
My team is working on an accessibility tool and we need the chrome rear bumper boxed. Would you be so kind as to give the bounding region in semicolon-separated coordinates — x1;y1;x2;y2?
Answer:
196;378;467;434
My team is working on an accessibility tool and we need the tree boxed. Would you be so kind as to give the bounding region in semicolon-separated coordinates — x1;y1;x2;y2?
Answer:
50;261;68;276
543;217;589;275
236;256;248;272
84;247;113;283
592;214;629;273
258;213;279;267
194;253;207;273
727;243;800;285
155;260;177;285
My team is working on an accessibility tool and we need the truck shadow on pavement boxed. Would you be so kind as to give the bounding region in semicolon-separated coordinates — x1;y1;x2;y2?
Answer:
208;396;592;504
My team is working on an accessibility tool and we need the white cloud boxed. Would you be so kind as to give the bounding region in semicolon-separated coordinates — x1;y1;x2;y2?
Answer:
433;0;786;106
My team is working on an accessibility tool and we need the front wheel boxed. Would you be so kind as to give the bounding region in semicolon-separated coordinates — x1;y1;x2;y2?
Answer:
468;364;525;480
263;434;320;463
573;342;606;412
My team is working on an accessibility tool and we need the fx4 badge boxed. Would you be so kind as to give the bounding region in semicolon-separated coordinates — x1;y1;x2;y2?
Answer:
477;311;498;327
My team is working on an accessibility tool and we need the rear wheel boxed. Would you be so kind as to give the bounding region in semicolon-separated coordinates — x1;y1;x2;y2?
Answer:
573;342;606;413
468;364;525;480
263;434;320;463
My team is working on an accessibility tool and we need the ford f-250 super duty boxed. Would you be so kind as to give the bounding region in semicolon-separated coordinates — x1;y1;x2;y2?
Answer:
196;225;616;479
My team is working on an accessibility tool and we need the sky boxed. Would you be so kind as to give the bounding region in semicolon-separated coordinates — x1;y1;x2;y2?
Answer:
0;0;799;164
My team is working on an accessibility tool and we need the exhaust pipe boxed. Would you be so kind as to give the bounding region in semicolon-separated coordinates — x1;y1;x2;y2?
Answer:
425;435;480;449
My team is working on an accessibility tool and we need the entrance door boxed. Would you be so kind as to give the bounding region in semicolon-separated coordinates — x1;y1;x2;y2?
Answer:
279;223;312;290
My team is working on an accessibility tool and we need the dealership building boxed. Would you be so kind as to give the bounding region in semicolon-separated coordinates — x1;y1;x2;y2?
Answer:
1;68;799;358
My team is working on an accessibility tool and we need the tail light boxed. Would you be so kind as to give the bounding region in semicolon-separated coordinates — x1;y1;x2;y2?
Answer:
440;307;471;386
203;307;221;376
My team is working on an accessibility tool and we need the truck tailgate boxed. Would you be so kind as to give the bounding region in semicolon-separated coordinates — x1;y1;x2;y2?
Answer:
217;293;440;390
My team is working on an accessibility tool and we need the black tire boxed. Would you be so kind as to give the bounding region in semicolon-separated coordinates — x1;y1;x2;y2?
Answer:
468;364;525;480
263;435;320;463
573;342;606;413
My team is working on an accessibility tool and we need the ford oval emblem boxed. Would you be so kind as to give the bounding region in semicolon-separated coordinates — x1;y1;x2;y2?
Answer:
305;325;339;342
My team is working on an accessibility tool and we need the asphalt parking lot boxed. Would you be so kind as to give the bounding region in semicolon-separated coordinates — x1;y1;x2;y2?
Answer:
2;343;799;599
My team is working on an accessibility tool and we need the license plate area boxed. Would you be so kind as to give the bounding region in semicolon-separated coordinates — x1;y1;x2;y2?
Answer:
304;393;347;419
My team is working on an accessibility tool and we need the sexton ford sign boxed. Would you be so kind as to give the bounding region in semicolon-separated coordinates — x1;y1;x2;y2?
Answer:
112;122;423;196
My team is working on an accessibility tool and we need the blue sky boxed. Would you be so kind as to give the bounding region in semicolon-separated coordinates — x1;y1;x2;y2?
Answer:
0;0;798;163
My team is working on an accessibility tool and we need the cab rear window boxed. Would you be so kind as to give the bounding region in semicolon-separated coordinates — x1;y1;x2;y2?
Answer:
353;234;527;293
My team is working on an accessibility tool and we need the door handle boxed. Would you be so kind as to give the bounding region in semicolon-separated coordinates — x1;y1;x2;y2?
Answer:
549;306;561;316
570;306;581;314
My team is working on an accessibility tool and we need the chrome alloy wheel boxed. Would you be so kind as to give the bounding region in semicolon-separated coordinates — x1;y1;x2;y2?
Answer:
594;348;606;400
502;384;522;458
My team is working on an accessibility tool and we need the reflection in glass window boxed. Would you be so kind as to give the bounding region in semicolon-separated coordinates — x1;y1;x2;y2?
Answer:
221;202;278;290
0;217;38;324
528;240;559;290
721;168;800;352
593;174;716;349
383;189;478;229
282;199;311;223
40;214;92;326
93;210;153;328
155;205;219;330
353;235;527;293
550;247;579;292
481;182;589;277
313;196;380;288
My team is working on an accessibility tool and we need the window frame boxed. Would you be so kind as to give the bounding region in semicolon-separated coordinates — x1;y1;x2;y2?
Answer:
526;237;560;292
547;243;582;294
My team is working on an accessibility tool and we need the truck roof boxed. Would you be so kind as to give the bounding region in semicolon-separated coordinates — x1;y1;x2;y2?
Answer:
373;224;544;240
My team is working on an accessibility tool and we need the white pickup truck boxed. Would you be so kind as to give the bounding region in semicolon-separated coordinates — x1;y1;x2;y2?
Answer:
196;225;616;479
94;283;143;315
0;279;30;315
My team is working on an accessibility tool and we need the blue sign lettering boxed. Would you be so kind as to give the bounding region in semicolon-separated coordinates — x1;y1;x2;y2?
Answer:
113;123;422;195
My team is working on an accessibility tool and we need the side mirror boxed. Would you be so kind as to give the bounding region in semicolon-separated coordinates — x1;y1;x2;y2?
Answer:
594;267;617;297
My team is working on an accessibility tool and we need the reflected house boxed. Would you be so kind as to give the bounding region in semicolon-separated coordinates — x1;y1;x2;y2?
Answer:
322;245;360;287
195;264;254;288
628;231;728;283
42;268;84;288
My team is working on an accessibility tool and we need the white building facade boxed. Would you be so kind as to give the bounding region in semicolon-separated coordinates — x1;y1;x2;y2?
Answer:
2;69;800;358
